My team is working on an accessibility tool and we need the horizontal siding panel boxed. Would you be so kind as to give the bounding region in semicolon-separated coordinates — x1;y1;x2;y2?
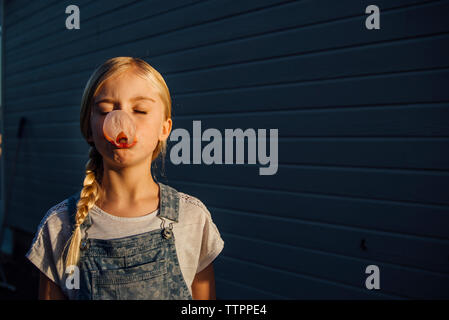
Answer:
5;105;80;123
6;0;125;43
164;164;449;205
154;0;449;74
11;155;85;171
10;176;81;199
3;121;83;140
5;135;449;170
3;162;85;187
6;0;287;71
215;277;286;299
279;138;449;169
222;233;449;299
6;70;97;102
8;150;449;205
212;208;449;274
169;181;449;240
173;104;449;136
11;164;85;186
8;0;431;57
164;35;449;93
4;0;33;19
5;72;449;118
8;203;50;235
6;0;216;54
6;1;449;85
3;0;49;29
6;187;79;232
5;139;89;155
171;71;449;115
215;256;400;299
7;33;449;103
4;165;449;239
5;104;449;138
5;104;449;140
277;138;449;169
4;89;83;114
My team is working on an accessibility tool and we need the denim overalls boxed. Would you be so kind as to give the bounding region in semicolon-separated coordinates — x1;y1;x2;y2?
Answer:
66;182;193;300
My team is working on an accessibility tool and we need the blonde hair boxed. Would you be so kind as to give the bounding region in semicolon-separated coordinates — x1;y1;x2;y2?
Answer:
64;57;172;270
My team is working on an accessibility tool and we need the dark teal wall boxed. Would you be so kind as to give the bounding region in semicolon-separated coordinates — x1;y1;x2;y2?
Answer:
2;0;449;299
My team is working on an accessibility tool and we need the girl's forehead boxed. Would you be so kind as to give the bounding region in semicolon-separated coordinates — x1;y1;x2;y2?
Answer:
94;75;160;102
93;87;160;103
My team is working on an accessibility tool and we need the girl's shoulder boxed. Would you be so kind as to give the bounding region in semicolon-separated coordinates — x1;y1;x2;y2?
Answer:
25;197;76;290
177;191;214;224
29;198;73;248
178;191;207;210
40;199;72;228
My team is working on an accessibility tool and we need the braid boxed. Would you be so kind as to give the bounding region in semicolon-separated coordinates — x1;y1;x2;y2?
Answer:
64;147;103;270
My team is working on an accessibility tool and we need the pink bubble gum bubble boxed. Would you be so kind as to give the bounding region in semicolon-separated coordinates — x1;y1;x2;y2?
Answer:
102;110;137;148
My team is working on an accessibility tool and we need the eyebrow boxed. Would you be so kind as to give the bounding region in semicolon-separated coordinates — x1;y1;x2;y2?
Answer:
94;96;156;104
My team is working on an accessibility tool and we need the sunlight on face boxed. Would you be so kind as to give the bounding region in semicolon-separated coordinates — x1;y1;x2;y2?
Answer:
89;69;172;168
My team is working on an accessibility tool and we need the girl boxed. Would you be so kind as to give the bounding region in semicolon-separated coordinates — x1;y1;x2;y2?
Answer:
25;57;225;300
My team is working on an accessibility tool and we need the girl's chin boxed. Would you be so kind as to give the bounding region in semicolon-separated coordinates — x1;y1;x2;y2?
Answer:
107;155;138;168
106;150;153;167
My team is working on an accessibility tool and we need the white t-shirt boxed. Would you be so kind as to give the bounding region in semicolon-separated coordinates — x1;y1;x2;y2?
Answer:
25;191;225;299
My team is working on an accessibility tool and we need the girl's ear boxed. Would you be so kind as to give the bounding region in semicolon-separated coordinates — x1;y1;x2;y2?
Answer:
159;118;172;141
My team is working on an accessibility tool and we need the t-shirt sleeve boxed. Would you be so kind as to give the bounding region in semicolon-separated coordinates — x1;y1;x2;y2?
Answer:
25;208;68;287
196;207;225;274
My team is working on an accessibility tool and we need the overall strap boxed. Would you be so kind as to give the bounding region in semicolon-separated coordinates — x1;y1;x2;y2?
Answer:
157;182;180;222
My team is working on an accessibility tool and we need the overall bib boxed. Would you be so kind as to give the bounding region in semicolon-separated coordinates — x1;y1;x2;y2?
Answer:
66;182;193;300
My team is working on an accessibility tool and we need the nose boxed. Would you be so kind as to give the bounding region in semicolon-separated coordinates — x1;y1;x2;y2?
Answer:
103;110;138;148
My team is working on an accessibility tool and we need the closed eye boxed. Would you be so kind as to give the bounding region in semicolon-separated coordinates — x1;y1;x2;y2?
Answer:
99;110;147;115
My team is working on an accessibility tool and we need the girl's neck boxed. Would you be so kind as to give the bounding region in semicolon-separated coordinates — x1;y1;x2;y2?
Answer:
95;180;160;218
95;163;159;213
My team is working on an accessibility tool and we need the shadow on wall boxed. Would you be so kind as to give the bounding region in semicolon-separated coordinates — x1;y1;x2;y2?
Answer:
0;229;39;299
0;132;38;299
